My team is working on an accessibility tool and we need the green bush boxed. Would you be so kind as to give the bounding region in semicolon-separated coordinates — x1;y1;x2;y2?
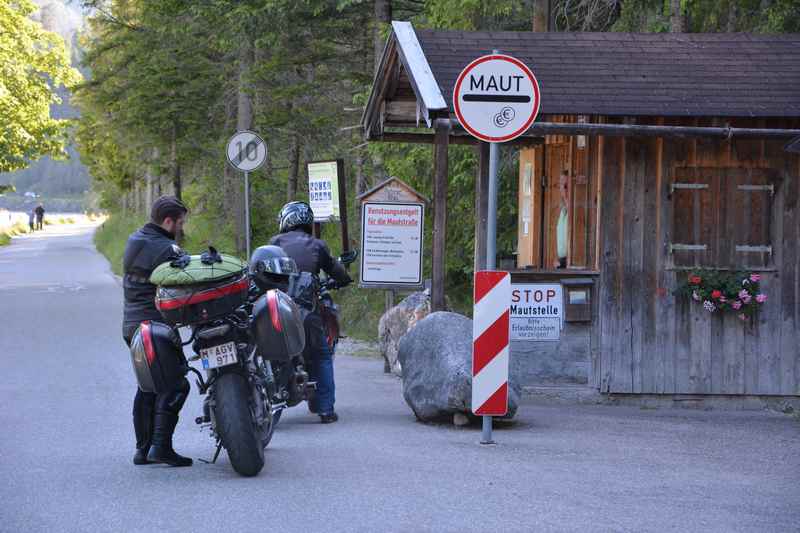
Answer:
0;232;10;246
94;212;145;275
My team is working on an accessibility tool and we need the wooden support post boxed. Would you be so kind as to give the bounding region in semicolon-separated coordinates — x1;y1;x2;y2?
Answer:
474;142;490;272
336;159;351;255
432;119;450;312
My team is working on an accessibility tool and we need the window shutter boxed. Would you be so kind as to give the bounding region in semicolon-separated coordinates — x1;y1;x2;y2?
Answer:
729;168;775;268
670;168;717;267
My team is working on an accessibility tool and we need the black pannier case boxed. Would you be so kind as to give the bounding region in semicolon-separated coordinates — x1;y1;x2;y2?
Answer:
155;273;249;326
130;321;187;393
251;289;305;361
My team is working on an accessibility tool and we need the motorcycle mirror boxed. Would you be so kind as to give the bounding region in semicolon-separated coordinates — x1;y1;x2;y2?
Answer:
339;250;358;265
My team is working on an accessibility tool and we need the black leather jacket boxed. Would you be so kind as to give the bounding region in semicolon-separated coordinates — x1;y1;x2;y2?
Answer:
270;230;351;286
122;223;184;325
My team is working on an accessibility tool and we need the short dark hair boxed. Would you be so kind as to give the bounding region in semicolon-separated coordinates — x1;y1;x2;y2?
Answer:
150;195;188;224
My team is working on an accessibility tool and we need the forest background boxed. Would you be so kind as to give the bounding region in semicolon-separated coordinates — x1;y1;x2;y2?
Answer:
5;0;799;338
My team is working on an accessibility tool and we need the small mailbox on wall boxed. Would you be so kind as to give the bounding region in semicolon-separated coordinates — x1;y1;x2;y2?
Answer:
561;278;594;322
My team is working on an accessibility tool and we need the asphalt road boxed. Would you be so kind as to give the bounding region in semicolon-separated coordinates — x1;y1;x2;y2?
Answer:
1;223;799;533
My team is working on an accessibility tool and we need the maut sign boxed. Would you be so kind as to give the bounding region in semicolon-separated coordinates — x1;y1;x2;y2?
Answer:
453;54;541;143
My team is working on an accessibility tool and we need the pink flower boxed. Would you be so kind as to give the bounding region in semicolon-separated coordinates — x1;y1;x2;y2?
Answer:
742;294;752;304
719;295;727;303
750;273;761;282
731;300;742;310
692;290;701;302
738;313;748;322
738;289;750;300
756;293;767;303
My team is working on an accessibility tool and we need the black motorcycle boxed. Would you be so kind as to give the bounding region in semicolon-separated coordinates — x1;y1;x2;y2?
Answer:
130;248;354;477
250;248;357;425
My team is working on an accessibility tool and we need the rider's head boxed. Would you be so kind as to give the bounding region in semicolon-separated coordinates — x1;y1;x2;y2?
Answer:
151;195;188;237
277;201;314;234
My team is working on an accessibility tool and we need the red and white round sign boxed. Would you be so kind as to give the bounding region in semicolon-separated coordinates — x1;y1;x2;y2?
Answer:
453;54;541;143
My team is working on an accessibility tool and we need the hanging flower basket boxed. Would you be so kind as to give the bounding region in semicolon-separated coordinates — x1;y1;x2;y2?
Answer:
676;270;767;322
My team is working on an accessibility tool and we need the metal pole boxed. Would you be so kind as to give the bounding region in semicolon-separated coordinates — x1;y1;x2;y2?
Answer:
481;136;501;446
244;171;251;260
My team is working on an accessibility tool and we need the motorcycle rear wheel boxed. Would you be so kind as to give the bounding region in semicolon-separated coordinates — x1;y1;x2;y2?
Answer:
215;372;265;477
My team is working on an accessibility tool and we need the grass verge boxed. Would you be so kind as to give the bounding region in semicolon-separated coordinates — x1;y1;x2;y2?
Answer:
94;212;145;275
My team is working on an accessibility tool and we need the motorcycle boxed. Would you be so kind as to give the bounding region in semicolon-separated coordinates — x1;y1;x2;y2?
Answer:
129;247;355;477
251;249;357;425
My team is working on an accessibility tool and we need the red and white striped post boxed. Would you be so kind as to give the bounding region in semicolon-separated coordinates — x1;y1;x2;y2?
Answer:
472;270;511;444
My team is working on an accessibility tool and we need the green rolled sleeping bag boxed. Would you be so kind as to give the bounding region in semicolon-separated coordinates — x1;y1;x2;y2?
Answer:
150;253;247;286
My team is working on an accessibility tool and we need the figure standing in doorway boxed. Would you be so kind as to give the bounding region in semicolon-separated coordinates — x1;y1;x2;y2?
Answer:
555;170;570;269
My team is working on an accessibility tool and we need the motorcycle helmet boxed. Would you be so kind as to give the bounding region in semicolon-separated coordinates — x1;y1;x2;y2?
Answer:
249;245;298;291
278;201;314;234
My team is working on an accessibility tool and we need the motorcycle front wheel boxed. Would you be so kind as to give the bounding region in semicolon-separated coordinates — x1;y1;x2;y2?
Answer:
214;372;265;477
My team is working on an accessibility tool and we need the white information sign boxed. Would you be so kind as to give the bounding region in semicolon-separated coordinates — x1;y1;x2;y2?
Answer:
360;202;424;287
307;161;340;221
226;130;267;172
453;54;541;143
510;283;564;341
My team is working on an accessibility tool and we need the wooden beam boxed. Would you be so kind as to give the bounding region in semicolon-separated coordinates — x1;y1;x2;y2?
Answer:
432;119;450;312
474;142;490;272
448;120;800;140
374;131;542;147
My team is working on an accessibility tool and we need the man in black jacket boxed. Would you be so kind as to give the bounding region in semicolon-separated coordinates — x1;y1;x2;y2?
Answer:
122;195;192;466
270;201;351;423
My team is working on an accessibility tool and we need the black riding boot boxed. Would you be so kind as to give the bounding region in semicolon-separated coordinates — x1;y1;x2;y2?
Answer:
148;413;192;467
147;379;192;467
132;390;155;465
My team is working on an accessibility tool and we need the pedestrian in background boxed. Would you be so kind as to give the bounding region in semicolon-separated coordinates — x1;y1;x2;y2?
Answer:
34;204;45;230
28;209;35;231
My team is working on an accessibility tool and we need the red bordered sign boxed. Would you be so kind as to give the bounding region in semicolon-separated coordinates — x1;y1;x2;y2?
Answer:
453;54;541;143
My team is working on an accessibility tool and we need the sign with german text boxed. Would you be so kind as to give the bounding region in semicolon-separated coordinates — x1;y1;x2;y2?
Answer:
510;283;563;341
360;202;424;288
453;54;540;143
307;161;340;221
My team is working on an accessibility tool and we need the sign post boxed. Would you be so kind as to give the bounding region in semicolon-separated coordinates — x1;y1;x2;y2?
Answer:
226;131;267;260
454;51;540;444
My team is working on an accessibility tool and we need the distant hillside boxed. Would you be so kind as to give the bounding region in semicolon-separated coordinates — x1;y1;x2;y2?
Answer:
0;1;89;199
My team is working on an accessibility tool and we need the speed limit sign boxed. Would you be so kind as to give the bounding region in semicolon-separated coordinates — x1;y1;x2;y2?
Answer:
226;130;267;172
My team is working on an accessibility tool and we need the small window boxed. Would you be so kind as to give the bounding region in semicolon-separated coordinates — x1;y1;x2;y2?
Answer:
669;167;776;268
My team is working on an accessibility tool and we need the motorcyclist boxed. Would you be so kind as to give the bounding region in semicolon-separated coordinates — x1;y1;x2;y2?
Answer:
270;201;351;423
122;195;192;466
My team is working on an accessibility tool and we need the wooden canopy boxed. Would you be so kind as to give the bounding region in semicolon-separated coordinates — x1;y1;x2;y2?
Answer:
363;22;800;139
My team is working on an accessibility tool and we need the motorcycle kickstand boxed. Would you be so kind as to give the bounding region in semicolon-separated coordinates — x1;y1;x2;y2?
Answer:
199;441;224;465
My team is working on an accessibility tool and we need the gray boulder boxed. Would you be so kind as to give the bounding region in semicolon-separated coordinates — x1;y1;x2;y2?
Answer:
397;311;519;423
378;291;431;375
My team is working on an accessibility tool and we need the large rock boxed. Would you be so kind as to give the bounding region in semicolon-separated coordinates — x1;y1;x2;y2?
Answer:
378;291;431;375
397;311;519;423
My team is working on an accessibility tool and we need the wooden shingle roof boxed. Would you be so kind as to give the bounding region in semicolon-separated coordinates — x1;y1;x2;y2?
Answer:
414;29;800;118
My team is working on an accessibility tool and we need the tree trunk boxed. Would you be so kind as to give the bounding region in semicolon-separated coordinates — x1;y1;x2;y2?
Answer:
532;0;549;32
286;134;301;202
171;121;182;201
374;0;392;72
726;1;737;32
231;41;254;254
355;152;368;195
670;0;685;32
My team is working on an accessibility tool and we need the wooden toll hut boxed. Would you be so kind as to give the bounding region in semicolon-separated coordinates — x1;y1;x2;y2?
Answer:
362;22;800;400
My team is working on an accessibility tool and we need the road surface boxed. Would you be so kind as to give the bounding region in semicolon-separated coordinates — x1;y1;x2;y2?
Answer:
1;223;798;532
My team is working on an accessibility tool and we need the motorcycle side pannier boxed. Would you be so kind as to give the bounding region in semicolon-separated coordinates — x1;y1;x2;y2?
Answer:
251;289;305;361
130;321;186;393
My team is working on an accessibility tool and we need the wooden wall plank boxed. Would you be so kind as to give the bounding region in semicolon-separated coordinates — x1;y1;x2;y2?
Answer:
623;137;646;392
690;301;713;393
657;135;677;393
721;314;745;394
599;135;627;392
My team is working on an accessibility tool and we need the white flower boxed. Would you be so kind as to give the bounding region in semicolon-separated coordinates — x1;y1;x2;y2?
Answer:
703;300;716;312
742;279;750;286
692;290;701;301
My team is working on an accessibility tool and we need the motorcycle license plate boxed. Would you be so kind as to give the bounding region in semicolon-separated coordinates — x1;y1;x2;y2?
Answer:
200;341;238;370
